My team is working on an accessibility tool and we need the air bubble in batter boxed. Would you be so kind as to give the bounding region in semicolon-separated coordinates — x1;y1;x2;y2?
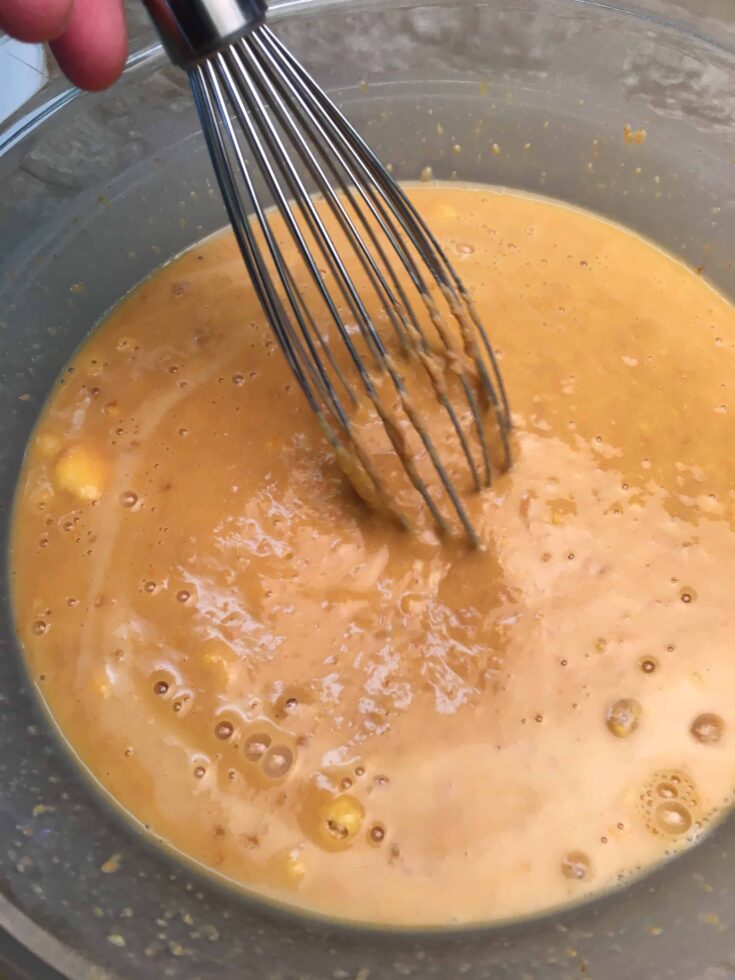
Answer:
656;801;691;835
561;851;591;880
263;745;293;779
244;732;271;762
606;698;642;738
214;720;234;741
691;713;724;745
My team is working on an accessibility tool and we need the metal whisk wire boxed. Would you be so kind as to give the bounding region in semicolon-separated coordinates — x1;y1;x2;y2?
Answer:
144;1;512;545
256;27;511;444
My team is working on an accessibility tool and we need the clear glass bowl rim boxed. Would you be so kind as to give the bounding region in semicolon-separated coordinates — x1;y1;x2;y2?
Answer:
0;0;734;974
2;0;734;160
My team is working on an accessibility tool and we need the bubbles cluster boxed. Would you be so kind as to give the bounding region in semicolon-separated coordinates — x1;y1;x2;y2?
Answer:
638;769;699;838
150;672;193;716
225;724;296;782
148;670;298;784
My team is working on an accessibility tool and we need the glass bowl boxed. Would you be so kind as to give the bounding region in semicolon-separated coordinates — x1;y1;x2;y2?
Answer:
0;0;734;975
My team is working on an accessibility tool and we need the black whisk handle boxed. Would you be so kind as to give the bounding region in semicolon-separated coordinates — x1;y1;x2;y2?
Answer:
142;0;267;67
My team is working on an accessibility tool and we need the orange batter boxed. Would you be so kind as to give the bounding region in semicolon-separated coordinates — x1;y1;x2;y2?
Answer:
11;185;735;926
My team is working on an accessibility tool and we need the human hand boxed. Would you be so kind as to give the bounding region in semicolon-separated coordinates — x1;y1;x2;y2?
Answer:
0;0;127;91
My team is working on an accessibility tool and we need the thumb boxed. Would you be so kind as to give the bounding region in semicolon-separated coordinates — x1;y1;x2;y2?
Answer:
50;0;127;91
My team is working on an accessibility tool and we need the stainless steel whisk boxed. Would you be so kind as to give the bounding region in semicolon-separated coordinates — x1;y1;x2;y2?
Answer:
142;0;512;545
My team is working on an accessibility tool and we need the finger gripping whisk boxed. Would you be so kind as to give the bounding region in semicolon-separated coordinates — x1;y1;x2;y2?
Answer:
143;0;513;546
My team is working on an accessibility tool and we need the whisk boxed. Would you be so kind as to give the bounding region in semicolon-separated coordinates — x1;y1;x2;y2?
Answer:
142;0;512;545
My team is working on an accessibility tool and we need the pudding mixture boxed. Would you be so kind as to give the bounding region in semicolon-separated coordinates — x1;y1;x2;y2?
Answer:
11;185;735;925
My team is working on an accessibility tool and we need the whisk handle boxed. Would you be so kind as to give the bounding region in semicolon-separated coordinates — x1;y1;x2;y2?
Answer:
142;0;267;67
